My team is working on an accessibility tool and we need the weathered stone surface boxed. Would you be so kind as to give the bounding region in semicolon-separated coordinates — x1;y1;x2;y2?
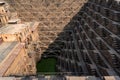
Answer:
5;0;87;53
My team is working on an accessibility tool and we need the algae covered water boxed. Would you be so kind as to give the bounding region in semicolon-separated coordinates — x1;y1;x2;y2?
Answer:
36;58;57;73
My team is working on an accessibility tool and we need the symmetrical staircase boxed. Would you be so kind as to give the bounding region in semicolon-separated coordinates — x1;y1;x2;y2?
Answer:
5;0;87;53
4;0;120;79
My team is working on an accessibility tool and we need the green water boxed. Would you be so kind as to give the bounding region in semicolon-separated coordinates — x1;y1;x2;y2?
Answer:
36;58;57;73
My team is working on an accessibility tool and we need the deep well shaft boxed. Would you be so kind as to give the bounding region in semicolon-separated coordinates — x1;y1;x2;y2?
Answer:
0;0;120;79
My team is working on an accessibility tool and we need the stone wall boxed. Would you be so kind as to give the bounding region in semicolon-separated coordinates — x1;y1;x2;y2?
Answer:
5;0;87;53
62;0;120;76
6;0;86;31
